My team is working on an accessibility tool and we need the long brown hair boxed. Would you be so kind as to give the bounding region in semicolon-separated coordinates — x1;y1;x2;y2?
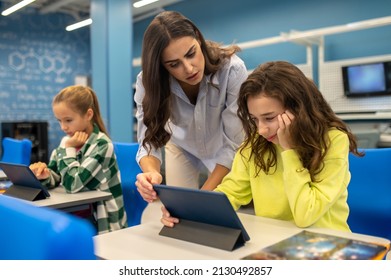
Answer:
237;61;363;181
141;11;240;151
53;85;108;136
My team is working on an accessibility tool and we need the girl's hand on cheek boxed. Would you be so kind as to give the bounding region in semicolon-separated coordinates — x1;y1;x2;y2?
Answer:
277;110;295;150
65;131;89;148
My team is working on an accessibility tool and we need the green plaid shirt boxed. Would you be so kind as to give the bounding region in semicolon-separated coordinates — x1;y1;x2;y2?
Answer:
43;124;127;234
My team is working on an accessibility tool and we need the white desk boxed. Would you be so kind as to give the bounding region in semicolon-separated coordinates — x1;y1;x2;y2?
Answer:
93;201;390;260
337;112;391;121
33;187;111;210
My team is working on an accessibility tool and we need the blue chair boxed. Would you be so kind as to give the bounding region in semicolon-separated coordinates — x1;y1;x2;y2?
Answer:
0;195;96;260
113;142;148;227
1;137;32;165
347;148;391;240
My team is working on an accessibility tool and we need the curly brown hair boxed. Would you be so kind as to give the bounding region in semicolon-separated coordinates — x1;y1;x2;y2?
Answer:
237;61;363;181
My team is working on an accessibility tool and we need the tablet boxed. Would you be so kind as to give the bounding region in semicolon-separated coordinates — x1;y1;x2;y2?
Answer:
0;162;50;201
153;184;250;246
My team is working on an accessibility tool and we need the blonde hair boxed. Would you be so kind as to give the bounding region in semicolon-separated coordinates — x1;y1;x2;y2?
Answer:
53;85;108;135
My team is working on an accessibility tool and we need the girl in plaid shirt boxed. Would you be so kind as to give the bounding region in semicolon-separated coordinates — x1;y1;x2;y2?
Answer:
30;85;127;234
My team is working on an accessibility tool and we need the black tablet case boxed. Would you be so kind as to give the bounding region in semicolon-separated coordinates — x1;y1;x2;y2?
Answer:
0;162;50;201
153;184;250;251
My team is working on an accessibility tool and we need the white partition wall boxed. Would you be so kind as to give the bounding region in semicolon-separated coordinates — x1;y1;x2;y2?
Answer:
247;63;313;78
296;63;313;79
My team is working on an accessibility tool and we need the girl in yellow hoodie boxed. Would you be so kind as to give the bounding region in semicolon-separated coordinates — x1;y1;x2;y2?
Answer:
159;61;363;231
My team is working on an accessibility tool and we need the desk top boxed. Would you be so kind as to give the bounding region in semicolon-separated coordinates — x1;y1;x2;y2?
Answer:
337;111;391;121
93;201;390;260
33;187;112;209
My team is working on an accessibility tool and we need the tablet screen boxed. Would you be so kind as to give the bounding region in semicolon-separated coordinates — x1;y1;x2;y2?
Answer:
0;162;50;198
153;184;250;241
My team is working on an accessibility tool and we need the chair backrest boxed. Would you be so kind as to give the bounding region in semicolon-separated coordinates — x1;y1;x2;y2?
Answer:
113;142;148;227
0;195;96;260
347;148;391;240
1;137;32;165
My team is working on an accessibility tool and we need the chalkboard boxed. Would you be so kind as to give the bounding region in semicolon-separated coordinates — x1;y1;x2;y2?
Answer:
0;10;91;154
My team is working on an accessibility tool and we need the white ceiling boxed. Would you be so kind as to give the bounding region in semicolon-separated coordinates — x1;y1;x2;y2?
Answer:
0;0;183;22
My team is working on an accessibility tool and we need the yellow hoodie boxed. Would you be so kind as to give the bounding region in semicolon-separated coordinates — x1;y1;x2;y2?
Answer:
215;129;351;232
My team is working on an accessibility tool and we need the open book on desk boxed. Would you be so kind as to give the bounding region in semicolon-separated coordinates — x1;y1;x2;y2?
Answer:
241;230;390;260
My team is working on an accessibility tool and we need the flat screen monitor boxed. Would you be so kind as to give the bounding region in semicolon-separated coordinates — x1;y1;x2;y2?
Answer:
342;61;391;97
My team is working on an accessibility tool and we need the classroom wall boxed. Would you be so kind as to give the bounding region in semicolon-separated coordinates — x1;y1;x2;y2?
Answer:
132;0;391;81
0;8;91;153
0;0;390;154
